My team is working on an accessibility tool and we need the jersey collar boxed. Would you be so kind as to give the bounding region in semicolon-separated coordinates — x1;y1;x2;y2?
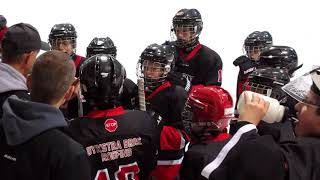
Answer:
87;106;125;118
178;43;203;62
146;81;172;101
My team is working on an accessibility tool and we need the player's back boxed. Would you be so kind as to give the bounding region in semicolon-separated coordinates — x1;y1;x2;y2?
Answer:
180;133;231;180
66;108;159;180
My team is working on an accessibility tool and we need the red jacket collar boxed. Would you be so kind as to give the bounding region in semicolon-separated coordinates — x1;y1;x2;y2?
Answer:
87;106;125;118
178;43;203;62
146;81;172;101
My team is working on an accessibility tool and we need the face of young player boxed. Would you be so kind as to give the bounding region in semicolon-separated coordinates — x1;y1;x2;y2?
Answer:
174;25;194;44
143;61;164;80
294;90;320;137
247;47;261;61
51;39;75;56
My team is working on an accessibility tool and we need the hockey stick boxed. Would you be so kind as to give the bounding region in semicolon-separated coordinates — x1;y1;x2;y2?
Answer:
77;89;84;117
137;78;146;111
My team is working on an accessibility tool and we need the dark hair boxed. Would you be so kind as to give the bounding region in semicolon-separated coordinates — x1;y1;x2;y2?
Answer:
30;50;75;104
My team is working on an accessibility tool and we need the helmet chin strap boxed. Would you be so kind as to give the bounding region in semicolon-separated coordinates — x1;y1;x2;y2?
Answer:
177;38;200;52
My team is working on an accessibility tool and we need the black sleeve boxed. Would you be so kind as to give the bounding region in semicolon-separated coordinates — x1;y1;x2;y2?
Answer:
203;54;223;86
257;120;296;143
139;114;160;179
280;138;320;180
209;124;286;180
233;56;247;67
170;86;188;129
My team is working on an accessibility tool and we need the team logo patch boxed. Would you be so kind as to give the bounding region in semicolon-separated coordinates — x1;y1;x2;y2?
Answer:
104;119;118;133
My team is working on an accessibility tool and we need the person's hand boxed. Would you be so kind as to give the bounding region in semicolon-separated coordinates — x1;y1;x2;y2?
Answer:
239;92;270;125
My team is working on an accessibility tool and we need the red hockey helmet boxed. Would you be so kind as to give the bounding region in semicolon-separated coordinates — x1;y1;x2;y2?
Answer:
183;86;234;135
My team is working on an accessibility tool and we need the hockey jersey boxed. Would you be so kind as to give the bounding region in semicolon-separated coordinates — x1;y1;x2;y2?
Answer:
145;81;190;180
66;106;159;180
174;43;223;86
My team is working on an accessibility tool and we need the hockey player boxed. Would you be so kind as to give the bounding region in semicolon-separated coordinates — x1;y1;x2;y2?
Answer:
49;23;85;76
179;86;234;180
66;54;159;180
233;31;271;104
137;43;189;180
166;8;223;88
244;46;300;116
235;46;300;142
86;37;138;110
49;23;85;118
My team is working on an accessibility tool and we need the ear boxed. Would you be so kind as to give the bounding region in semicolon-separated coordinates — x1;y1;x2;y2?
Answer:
26;74;32;91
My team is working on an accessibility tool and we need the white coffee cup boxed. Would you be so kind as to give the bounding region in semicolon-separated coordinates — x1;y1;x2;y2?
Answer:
237;91;285;123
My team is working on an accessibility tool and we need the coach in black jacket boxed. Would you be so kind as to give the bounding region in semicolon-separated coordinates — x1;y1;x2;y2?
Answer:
0;51;91;180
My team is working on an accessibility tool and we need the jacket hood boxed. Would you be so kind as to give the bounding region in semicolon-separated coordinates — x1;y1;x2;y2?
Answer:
1;95;67;146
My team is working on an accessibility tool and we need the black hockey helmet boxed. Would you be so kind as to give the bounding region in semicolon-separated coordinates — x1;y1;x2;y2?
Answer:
244;67;290;102
86;37;117;58
137;43;174;91
172;8;203;49
80;54;126;108
259;46;299;77
49;23;77;49
243;31;266;60
261;31;273;47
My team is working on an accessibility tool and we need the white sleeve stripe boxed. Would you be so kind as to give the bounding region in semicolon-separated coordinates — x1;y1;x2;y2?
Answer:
179;130;186;149
201;124;257;179
157;156;184;165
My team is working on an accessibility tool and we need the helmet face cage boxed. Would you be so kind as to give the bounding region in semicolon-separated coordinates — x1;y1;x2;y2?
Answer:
243;44;264;61
243;81;273;97
138;59;168;91
171;23;201;48
49;37;77;53
243;77;287;102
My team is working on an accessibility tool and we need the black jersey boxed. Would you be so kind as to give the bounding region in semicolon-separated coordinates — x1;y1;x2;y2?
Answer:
146;81;188;129
233;55;258;101
62;54;86;119
180;133;231;180
145;81;189;180
72;54;86;77
66;106;159;180
190;122;290;180
174;43;223;86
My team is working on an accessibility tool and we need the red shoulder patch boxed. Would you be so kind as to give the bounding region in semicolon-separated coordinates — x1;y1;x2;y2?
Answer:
104;119;118;133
